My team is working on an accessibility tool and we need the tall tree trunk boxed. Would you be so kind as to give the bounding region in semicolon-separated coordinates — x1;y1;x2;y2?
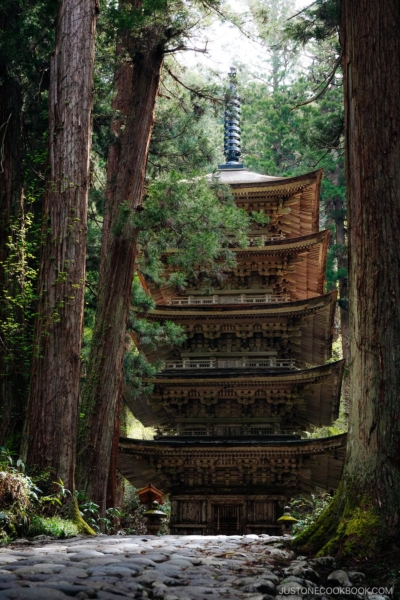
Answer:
25;0;98;492
0;5;25;448
294;0;400;558
330;161;348;361
78;25;164;513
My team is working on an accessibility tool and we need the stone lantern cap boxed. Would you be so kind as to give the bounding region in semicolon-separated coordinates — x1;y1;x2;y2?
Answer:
277;506;299;523
144;501;167;518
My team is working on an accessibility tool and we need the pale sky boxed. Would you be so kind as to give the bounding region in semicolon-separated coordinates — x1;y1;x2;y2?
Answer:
178;0;312;76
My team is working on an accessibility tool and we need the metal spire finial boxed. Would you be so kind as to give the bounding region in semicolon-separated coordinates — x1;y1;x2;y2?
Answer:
218;67;244;170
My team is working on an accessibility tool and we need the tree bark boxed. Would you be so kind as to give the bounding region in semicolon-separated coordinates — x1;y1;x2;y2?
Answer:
25;0;98;492
77;23;164;513
0;4;25;448
330;161;349;361
294;0;400;558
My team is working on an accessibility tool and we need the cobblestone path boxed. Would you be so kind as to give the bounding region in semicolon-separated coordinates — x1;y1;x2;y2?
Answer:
0;534;369;599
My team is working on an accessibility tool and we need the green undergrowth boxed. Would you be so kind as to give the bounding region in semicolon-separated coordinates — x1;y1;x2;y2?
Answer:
26;516;79;538
0;448;95;543
289;492;333;535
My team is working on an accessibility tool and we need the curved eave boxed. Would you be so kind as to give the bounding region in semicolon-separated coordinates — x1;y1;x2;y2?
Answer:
143;290;337;319
218;168;322;194
123;360;344;430
117;431;347;494
142;229;330;305
151;359;343;385
119;431;346;450
234;229;330;256
231;169;322;237
137;292;337;368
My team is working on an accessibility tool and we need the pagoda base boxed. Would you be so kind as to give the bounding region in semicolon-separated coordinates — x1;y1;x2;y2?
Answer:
118;433;347;536
169;493;285;536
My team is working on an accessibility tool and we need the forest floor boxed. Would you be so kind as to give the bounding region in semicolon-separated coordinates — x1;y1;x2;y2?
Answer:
0;534;396;600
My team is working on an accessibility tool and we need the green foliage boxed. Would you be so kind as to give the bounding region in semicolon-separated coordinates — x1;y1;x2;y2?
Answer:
0;206;39;380
119;483;147;534
149;64;223;176
135;170;249;288
0;450;95;541
77;494;122;534
130;315;186;350
125;291;187;400
0;448;39;540
119;482;170;535
289;492;333;536
284;0;340;46
26;516;79;538
123;346;159;401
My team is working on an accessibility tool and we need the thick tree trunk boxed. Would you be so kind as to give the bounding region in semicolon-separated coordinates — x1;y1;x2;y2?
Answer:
0;70;24;446
78;32;164;513
294;0;400;558
25;0;98;492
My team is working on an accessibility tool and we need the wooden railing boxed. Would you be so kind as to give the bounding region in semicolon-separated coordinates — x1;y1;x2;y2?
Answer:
248;232;286;244
169;293;290;306
163;358;296;370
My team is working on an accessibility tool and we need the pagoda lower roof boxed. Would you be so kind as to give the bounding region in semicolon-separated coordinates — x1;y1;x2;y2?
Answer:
138;292;337;367
117;432;347;496
144;290;336;318
144;230;330;304
122;360;344;430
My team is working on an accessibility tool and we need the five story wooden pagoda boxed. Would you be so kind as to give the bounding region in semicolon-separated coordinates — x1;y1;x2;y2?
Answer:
118;69;346;535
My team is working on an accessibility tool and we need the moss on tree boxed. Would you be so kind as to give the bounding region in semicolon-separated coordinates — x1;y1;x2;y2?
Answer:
292;483;383;560
65;496;96;536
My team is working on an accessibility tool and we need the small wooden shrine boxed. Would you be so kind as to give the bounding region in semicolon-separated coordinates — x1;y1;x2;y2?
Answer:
118;68;346;535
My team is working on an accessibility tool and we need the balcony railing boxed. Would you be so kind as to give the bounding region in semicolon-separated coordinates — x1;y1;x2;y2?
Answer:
248;232;286;244
168;293;290;306
163;358;296;370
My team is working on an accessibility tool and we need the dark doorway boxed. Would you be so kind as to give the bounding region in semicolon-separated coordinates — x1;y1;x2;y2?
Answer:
212;505;243;535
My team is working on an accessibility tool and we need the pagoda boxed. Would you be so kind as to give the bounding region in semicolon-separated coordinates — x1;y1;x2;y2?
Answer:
118;68;346;535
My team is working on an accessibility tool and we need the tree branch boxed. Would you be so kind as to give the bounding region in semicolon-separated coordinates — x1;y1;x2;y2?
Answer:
286;1;318;22
164;66;223;104
291;53;342;110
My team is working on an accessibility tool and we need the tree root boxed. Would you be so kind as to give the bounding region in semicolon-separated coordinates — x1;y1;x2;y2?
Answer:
65;496;96;536
292;484;382;560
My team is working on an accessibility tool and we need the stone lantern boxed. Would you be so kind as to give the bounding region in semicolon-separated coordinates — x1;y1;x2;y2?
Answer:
144;500;167;535
277;506;298;535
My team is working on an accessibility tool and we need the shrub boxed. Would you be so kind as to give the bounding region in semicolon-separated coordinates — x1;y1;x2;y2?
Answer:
27;516;79;538
289;492;333;535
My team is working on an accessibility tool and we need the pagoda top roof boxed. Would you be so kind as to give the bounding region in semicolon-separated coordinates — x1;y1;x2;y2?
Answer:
214;169;283;185
211;168;322;192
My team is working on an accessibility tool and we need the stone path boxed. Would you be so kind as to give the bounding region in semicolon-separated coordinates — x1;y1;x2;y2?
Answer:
0;534;371;599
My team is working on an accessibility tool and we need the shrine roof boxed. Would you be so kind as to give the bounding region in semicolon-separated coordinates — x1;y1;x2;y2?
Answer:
213;169;284;185
117;432;347;494
119;431;346;450
211;168;322;191
144;290;337;319
153;230;329;259
152;359;344;384
234;230;330;255
123;360;344;431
